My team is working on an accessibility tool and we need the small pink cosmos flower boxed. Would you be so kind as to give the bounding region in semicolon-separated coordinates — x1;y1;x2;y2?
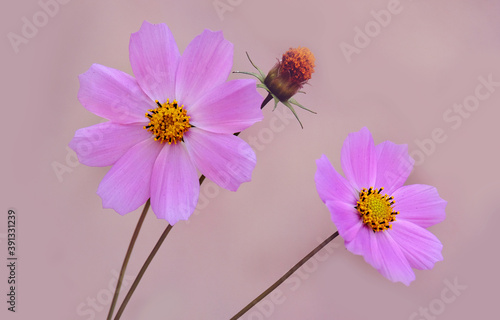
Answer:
69;21;263;224
315;127;446;285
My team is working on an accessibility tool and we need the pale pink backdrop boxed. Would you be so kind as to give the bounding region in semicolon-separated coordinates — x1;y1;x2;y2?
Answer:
1;0;499;319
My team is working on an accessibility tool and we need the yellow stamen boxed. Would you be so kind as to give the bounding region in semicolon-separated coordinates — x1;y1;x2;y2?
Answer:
355;187;399;232
143;99;191;144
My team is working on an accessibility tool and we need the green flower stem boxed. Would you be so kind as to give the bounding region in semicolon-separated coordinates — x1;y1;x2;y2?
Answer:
113;95;273;319
230;231;339;320
106;199;150;320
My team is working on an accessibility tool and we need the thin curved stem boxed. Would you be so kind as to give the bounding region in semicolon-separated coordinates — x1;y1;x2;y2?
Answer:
113;175;205;320
113;223;174;320
230;231;339;320
106;199;150;320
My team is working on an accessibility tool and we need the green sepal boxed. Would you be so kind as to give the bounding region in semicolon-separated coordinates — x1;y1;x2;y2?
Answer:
288;98;316;114
233;71;263;81
245;52;266;80
282;100;304;129
272;95;280;111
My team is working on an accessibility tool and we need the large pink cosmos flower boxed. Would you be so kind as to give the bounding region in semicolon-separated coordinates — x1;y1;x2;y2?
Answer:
315;128;446;285
69;21;263;224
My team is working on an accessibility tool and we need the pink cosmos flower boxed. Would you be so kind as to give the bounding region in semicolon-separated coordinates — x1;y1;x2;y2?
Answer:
315;127;446;285
69;21;263;224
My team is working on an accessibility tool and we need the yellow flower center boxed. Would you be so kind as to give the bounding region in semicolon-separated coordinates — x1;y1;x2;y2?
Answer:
280;47;315;84
355;187;399;232
144;99;191;144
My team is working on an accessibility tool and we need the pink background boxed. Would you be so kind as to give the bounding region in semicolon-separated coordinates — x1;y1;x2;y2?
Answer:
1;0;499;319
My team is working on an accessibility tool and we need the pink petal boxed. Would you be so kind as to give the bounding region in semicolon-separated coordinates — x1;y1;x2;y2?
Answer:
374;141;415;195
392;184;447;228
315;155;358;204
150;143;200;224
129;21;180;102
183;128;255;191
325;201;363;242
341;127;377;192
345;226;379;268
188;79;263;134
389;220;443;270
69;122;151;167
175;30;233;108
97;138;162;215
371;232;416;286
78;64;154;123
346;227;415;285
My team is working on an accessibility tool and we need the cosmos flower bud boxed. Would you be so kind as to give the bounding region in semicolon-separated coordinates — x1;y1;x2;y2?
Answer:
264;47;315;102
235;47;316;128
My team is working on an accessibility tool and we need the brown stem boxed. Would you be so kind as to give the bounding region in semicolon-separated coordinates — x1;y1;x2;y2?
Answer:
106;199;150;320
113;223;174;319
230;231;339;320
